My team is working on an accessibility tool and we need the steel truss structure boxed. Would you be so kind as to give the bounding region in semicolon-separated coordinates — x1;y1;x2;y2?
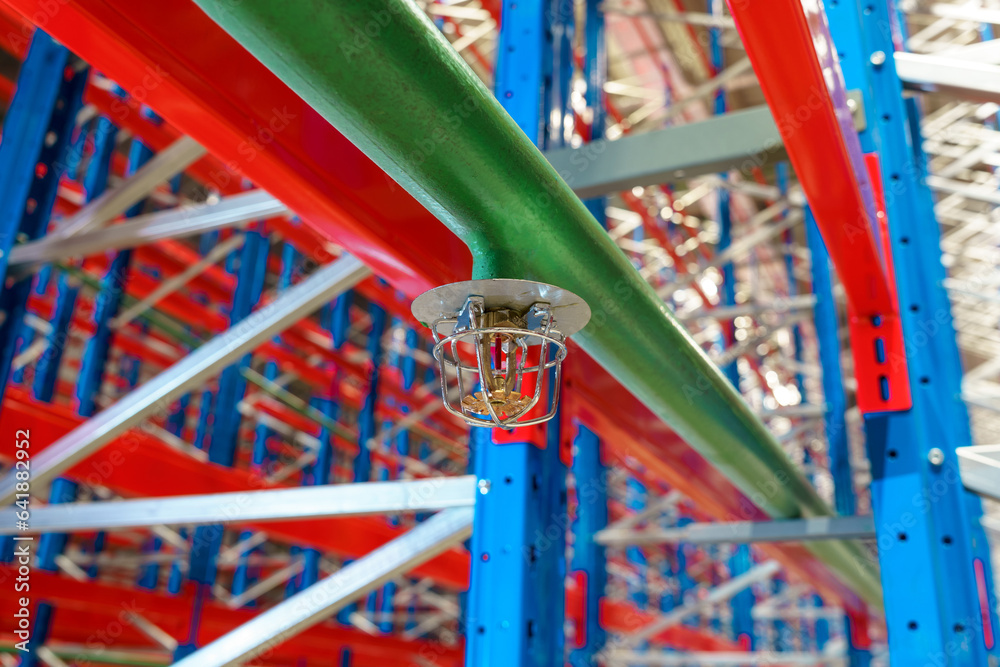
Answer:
0;0;995;666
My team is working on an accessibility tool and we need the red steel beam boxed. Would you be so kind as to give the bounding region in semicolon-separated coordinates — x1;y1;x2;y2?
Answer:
0;0;471;298
726;0;888;314
0;567;463;666
0;389;471;589
726;0;911;414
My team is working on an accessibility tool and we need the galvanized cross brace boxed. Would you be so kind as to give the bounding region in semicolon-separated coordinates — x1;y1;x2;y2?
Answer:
0;254;371;503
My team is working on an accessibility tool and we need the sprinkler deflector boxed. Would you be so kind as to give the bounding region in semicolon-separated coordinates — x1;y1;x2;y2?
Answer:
412;279;590;428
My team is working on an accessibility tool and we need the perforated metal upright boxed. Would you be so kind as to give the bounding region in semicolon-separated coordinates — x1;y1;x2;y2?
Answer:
824;1;1000;663
464;2;572;664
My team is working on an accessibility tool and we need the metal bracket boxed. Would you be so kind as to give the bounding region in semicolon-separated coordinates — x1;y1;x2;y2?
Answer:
849;154;913;414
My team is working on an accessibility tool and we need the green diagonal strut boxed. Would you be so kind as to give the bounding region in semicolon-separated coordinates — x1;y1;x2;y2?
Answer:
193;0;882;607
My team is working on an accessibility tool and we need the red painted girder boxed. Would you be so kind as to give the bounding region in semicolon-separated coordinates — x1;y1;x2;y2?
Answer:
1;567;463;666
0;390;470;589
725;0;891;316
0;0;473;298
847;155;911;413
725;0;911;414
0;4;27;57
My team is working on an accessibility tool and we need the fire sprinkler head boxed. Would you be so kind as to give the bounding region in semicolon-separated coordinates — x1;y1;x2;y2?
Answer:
412;279;591;429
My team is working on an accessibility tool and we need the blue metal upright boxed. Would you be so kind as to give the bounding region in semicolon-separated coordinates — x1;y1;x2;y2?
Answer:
0;34;86;400
185;224;268;657
77;130;153;417
568;424;607;666
466;4;571;664
354;302;387;484
709;1;740;390
825;2;1000;663
208;227;269;466
729;544;755;648
806;212;854;518
582;0;607;227
807;209;872;664
624;477;649;611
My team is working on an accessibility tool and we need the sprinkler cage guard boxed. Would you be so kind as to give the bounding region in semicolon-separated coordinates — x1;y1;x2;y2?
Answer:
412;279;591;429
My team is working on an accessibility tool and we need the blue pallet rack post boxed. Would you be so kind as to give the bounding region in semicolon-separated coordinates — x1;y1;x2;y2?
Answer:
0;34;86;402
568;424;607;666
465;3;571;663
824;1;1000;663
582;0;607;227
806;209;872;665
181;222;269;659
76;128;153;417
0;35;90;667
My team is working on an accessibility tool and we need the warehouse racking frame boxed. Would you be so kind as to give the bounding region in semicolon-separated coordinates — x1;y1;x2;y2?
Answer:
0;0;996;665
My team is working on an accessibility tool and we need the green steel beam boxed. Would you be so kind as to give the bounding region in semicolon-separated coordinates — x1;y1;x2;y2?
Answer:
193;0;882;608
544;106;785;199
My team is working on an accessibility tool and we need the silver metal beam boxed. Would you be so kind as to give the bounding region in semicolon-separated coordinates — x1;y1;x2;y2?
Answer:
0;255;371;504
10;190;286;268
927;174;1000;206
896;51;1000;103
544;106;784;199
51;136;207;239
596;515;875;546
677;294;817;323
173;507;474;667
957;445;1000;502
931;4;1000;27
0;476;475;535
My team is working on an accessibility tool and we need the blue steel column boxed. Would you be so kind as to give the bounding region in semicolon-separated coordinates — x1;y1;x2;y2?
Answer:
208;226;269;465
354;301;387;485
466;2;570;664
0;36;89;667
0;35;86;402
806;210;871;665
181;224;269;659
466;416;567;666
582;0;606;227
70;116;119;407
235;243;301;601
709;3;740;390
569;424;606;665
566;6;606;652
36;114;116;406
336;298;386;637
806;212;854;518
710;4;756;645
825;2;999;663
76;128;152;417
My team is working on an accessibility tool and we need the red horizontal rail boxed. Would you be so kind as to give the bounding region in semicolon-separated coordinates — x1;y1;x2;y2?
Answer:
0;567;462;666
0;390;471;589
726;0;890;316
726;0;911;413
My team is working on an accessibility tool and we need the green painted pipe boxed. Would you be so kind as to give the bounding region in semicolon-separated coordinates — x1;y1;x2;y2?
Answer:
193;0;882;607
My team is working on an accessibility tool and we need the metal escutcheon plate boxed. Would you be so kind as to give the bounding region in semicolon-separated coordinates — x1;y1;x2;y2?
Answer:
411;278;592;338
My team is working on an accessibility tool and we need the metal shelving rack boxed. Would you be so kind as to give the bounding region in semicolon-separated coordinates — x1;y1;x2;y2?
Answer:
0;0;995;666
